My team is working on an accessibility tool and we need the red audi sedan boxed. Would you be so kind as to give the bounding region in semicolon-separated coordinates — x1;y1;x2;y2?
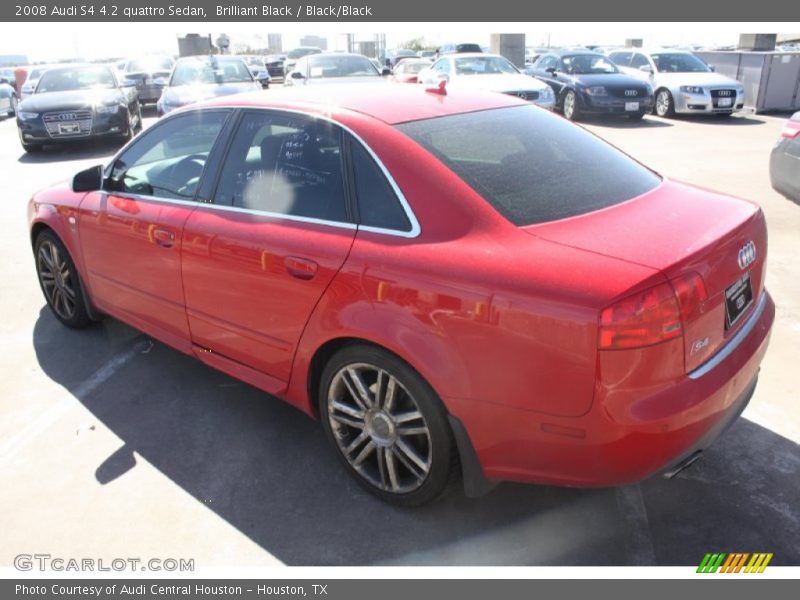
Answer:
28;84;774;506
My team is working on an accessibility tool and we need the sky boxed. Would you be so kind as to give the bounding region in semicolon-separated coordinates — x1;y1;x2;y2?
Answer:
0;22;796;63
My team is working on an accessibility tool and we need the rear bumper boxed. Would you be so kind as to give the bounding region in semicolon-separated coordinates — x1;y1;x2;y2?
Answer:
447;290;774;487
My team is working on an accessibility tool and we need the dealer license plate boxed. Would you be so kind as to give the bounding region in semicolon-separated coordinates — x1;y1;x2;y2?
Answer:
724;272;754;329
717;97;733;107
58;122;80;134
625;101;639;111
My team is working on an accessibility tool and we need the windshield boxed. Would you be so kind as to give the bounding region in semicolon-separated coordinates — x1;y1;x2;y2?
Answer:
561;54;619;75
396;105;660;226
28;68;47;81
127;57;173;72
36;67;116;93
398;61;429;74
455;44;482;53
651;53;711;73
288;48;319;59
307;55;379;78
242;56;264;67
171;59;253;86
454;56;518;75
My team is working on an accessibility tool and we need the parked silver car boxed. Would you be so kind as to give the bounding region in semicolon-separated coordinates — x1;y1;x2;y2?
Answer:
418;53;555;111
770;111;800;203
609;49;745;117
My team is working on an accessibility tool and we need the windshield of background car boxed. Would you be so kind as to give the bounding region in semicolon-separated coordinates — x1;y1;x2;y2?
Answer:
307;55;379;78
398;61;429;74
455;44;482;53
171;59;252;86
127;58;173;72
36;67;116;93
562;54;619;74
243;56;264;67
288;48;319;59
651;53;711;73
454;56;518;75
396;105;661;226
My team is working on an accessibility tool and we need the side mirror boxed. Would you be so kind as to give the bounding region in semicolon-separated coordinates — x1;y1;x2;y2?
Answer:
290;71;305;80
545;67;557;75
72;165;103;193
708;65;716;72
381;67;391;76
639;65;653;73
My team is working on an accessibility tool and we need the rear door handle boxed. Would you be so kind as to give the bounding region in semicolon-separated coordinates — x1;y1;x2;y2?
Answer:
152;227;175;248
285;256;318;280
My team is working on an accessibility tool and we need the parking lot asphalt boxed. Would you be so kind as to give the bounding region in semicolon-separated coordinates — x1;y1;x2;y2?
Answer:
0;105;798;567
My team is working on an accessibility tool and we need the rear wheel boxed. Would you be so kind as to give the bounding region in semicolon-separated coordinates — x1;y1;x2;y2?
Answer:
562;90;580;121
319;344;456;506
655;89;675;118
34;230;93;328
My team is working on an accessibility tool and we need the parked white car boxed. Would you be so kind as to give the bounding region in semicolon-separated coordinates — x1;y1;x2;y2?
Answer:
608;49;745;117
418;53;555;110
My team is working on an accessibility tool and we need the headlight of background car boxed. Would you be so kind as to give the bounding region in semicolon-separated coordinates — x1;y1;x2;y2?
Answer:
96;104;122;114
680;86;704;94
585;86;607;96
17;111;38;120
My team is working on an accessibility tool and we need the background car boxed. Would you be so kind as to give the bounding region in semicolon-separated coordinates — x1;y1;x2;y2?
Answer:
391;59;432;84
239;55;272;88
283;46;323;76
20;64;57;100
156;55;261;116
529;50;653;120
0;72;17;117
418;53;555;110
16;63;141;152
29;85;773;507
117;55;174;104
608;49;745;117
384;48;418;67
770;111;800;203
284;53;389;86
264;54;287;81
437;42;483;56
417;50;436;59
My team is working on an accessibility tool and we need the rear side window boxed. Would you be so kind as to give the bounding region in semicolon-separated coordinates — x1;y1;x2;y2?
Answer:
396;106;660;226
349;139;411;232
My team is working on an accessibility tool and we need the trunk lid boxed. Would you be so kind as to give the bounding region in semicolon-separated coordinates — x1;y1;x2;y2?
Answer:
524;180;767;372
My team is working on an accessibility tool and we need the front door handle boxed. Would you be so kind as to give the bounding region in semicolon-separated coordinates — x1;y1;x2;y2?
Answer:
152;227;175;248
285;256;318;280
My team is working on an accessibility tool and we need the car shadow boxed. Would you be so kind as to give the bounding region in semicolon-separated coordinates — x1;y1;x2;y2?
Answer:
32;308;800;566
580;115;673;129
17;138;124;164
666;113;766;126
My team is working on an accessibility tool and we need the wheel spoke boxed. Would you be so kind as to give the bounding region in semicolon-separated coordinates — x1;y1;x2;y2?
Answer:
331;412;366;430
382;375;398;413
331;399;365;420
39;245;55;271
342;368;372;409
385;448;400;491
395;439;429;475
344;431;369;455
397;425;429;436
393;410;423;424
61;282;76;300
352;440;376;466
373;370;386;409
377;447;388;489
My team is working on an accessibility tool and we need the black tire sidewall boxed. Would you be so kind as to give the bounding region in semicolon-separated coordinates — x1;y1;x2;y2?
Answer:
34;230;93;328
318;344;455;507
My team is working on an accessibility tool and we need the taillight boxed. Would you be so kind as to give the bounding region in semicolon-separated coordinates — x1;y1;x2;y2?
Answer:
669;271;708;322
599;282;682;350
780;120;800;139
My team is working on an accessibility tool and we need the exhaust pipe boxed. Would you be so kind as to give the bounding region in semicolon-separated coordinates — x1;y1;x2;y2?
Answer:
663;450;703;479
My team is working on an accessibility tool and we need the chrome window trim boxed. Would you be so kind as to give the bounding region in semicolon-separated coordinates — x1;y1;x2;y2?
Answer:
106;105;421;239
688;292;767;380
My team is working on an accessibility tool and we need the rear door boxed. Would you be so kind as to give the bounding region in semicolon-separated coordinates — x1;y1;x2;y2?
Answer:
78;110;230;350
181;109;357;381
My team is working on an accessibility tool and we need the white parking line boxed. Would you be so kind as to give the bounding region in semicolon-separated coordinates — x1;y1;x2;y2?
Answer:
0;341;147;464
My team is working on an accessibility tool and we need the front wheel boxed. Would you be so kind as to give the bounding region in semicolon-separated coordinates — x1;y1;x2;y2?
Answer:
319;344;456;506
562;90;580;121
34;230;93;328
655;89;675;117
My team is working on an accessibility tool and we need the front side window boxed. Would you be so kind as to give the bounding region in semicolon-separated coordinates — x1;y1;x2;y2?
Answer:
609;52;633;66
650;53;711;73
537;56;557;71
108;111;229;200
214;111;348;223
396;106;661;226
630;53;650;69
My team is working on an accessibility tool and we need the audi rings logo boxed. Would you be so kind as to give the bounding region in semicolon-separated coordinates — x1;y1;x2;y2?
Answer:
624;90;638;96
57;113;78;121
717;90;732;96
738;241;757;270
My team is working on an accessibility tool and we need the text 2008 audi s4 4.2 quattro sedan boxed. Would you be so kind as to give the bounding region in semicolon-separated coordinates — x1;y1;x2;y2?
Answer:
28;84;774;506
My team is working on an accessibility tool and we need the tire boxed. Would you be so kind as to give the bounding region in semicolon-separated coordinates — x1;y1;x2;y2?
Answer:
319;344;456;506
9;94;17;116
655;88;675;118
34;230;93;328
133;103;143;132
119;112;134;143
562;90;580;121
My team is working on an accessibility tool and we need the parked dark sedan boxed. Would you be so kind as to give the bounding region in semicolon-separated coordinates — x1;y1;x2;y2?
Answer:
770;111;800;203
16;64;141;153
264;54;286;81
118;56;174;104
529;50;654;120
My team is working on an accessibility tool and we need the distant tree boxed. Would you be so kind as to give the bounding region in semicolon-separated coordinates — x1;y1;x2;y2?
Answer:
397;37;432;52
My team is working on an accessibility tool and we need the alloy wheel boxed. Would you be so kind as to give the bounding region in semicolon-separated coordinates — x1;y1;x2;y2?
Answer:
656;90;671;117
37;240;77;320
327;362;432;494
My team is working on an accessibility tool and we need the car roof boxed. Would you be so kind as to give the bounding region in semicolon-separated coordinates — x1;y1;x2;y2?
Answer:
175;55;246;63
545;49;605;57
197;82;525;125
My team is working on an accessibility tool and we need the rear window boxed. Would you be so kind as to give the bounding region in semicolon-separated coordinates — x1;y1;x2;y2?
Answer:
395;106;660;226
